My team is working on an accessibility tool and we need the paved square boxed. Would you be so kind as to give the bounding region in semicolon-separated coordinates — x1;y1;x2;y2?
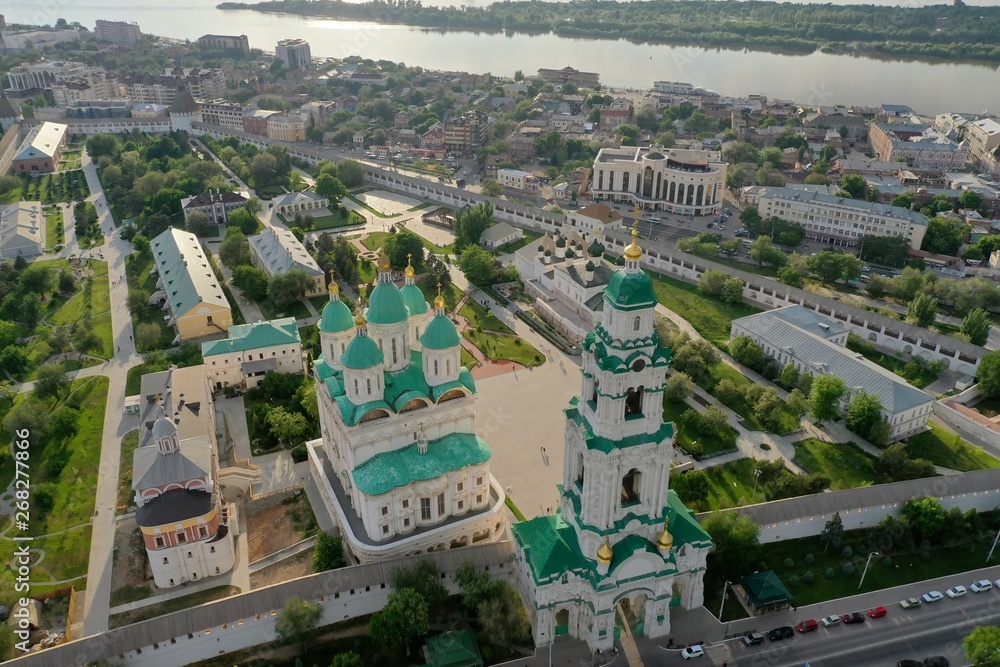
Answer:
355;189;423;216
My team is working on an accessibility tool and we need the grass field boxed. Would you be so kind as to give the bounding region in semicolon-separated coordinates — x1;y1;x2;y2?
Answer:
846;336;939;389
418;276;464;312
461;347;478;369
126;252;175;352
662;398;738;457
16;171;90;205
791;438;878;490
117;431;139;513
46;259;114;358
258;298;311;321
698;459;765;511
651;272;761;348
0;525;92;587
362;231;390;251
458;298;514;334
496;230;542;255
905;422;1000;472
708;363;801;434
464;330;544;367
45;206;63;249
312;209;365;230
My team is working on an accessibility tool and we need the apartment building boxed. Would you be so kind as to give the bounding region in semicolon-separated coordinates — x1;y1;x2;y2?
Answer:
243;109;280;136
869;122;969;171
966;118;1000;177
199;100;255;130
599;101;632;127
6;61;110;96
197;34;250;55
51;72;121;106
537;66;599;88
275;38;311;70
444;110;488;154
744;185;929;250
265;112;308;142
496;168;539;193
590;146;727;216
95;19;141;46
123;68;225;105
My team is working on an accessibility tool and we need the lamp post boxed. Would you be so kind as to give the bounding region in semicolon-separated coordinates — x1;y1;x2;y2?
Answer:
752;468;763;496
858;551;879;591
987;526;1000;564
718;580;731;620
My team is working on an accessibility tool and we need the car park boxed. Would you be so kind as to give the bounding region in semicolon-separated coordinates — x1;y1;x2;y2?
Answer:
821;615;841;627
796;619;819;633
899;598;921;609
768;626;794;641
681;645;705;659
971;579;993;593
742;631;765;646
841;612;865;624
922;591;944;603
868;606;888;618
946;585;967;598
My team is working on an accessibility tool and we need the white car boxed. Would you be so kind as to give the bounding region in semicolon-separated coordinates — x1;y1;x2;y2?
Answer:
923;591;944;603
971;579;993;593
681;645;705;659
946;585;967;598
821;615;841;627
899;598;921;609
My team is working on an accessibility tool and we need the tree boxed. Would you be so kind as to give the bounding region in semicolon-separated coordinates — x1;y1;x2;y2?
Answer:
777;265;803;288
902;496;946;542
135;322;162;350
331;652;364;667
33;362;68;399
249;151;279;187
227;208;258;236
807;251;860;284
232;265;270;302
0;346;29;378
219;230;251;269
803;172;830;185
269;269;313;310
478;581;529;648
820;511;843;551
755;164;785;186
20;264;54;295
454;201;493;251
720;239;742;259
2;398;49;440
0;320;19;349
0;623;14;663
369;588;429;656
618;124;639;146
391;561;448;612
750;238;787;269
50;406;79;442
480;178;503;197
809;374;846;422
725;165;745;190
846;392;884;440
185;210;212;236
267;406;309;443
664;372;695;403
383;231;425;271
959;189;984;212
721;277;745;304
876;443;935;483
906;293;937;327
459;245;498;287
702;511;760;580
337;159;365;187
672;469;710;504
697;269;727;295
858;234;911;267
922;216;966;256
128;287;150;315
245;197;263;217
312;531;345;572
978;351;1000;397
786;388;809;417
839;174;868;200
962;308;992;346
729;336;762;369
724;142;760;164
454;561;494;611
131;233;151;257
315;173;348;205
964;625;1000;666
274;597;323;649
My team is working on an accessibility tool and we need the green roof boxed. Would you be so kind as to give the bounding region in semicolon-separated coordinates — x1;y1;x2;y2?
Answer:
352;432;492;496
421;314;461;349
741;570;793;608
565;400;674;453
366;280;409;325
584;327;672;374
427;630;483;667
201;317;300;357
341;333;383;369
320;297;355;333
604;268;657;311
400;283;429;316
151;227;230;316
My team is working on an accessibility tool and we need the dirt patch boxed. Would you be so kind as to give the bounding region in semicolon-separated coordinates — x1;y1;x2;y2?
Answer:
250;547;315;589
109;517;153;607
247;491;318;562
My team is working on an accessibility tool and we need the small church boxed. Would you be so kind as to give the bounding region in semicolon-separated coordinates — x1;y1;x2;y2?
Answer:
512;225;712;651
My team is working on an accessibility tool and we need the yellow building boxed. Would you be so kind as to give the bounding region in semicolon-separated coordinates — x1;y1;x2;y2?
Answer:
266;112;308;142
151;227;233;341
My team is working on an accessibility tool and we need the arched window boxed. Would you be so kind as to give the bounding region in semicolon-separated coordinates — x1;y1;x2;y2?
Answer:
591;378;600;405
446;359;451;374
624;386;644;418
622;172;630;192
391;338;398;365
598;170;604;190
608;172;615;190
576;453;585;487
434;359;439;374
621;468;641;506
633;315;641;332
642;166;653;197
366;378;372;395
353;379;359;394
329;343;336;359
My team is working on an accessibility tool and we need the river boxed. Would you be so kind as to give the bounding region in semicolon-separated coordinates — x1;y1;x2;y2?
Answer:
2;0;999;115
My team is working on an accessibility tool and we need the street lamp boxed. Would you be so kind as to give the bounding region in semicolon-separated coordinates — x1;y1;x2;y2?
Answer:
752;468;762;496
858;551;880;590
718;580;731;620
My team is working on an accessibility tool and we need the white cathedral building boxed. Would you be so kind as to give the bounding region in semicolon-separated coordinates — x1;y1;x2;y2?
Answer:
512;226;712;651
306;252;508;562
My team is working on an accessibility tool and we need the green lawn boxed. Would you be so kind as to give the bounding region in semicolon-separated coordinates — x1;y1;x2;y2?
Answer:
45;206;63;249
77;202;104;249
791;438;877;490
312;209;365;230
16;171;90;205
45;259;113;358
0;526;92;587
461;347;478;370
464;330;544;367
206;250;246;326
0;183;23;205
846;335;939;389
309;295;330;313
258;298;311;321
458;299;514;334
362;231;391;251
662;398;738;458
707;363;800;434
418;276;464;312
906;422;1000;471
698;459;765;511
650;271;761;348
496;230;542;255
125;252;176;352
117;431;139;513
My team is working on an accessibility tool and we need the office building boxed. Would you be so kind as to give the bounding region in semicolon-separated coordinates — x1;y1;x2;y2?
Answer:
275;39;311;70
198;34;250;54
95;19;141;46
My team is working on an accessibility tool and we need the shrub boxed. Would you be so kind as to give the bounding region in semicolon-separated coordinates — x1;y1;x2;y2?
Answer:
788;575;800;588
842;562;855;576
760;443;771;451
804;553;815;564
920;551;931;562
824;567;835;579
802;570;814;584
920;539;931;551
882;555;893;567
842;546;853;559
782;557;794;568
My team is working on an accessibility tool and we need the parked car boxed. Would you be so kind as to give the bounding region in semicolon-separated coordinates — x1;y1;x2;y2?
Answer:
899;598;921;609
768;626;795;641
946;586;967;598
868;606;888;618
841;612;865;624
796;619;819;633
897;661;922;667
923;656;950;667
922;591;944;603
821;615;841;627
971;579;993;593
742;631;765;646
681;645;705;659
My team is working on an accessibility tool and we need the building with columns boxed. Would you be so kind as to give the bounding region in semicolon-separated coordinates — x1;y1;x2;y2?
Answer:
307;252;508;562
512;226;711;652
590;146;727;216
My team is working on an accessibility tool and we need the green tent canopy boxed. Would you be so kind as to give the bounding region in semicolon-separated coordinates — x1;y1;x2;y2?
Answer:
740;570;793;611
426;629;484;667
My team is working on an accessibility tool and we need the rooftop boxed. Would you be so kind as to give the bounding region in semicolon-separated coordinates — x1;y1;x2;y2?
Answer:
151;227;230;317
0;201;43;251
201;317;300;357
352;432;491;496
574;203;622;225
753;186;930;226
480;221;520;244
136;365;211;450
247;225;323;278
14;121;67;161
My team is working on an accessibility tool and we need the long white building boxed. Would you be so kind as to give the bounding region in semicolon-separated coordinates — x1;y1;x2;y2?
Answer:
247;225;325;297
201;318;304;390
590;146;727;216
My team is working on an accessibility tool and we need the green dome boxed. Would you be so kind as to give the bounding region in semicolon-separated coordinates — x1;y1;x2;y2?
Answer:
341;333;384;369
400;283;429;316
588;239;604;257
555;236;567;248
366;281;409;325
605;268;656;310
420;314;461;349
320;298;354;333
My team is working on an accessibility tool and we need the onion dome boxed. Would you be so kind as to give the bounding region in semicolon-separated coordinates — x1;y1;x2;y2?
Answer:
623;222;643;261
342;312;384;369
565;248;575;258
366;280;409;325
657;521;674;551
404;252;416;279
588;239;604;257
401;283;429;316
586;260;596;271
320;275;354;333
555;236;567;248
597;538;614;564
421;313;461;349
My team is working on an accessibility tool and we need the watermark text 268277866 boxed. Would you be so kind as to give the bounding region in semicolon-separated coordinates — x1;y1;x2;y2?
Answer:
12;428;34;654
13;428;31;533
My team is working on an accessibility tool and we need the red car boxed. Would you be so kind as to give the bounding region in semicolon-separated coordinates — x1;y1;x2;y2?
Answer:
868;606;888;618
796;619;819;633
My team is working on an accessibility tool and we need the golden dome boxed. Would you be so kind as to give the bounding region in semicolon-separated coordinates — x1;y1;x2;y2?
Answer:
597;538;614;564
434;282;445;310
377;248;391;273
354;310;367;328
657;521;674;550
405;253;415;279
328;271;340;295
623;221;642;261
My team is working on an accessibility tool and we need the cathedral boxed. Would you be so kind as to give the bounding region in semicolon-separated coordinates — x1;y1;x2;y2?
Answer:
512;226;712;650
306;251;508;563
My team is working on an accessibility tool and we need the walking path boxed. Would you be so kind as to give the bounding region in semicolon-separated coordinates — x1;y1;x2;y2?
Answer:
248;535;317;574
